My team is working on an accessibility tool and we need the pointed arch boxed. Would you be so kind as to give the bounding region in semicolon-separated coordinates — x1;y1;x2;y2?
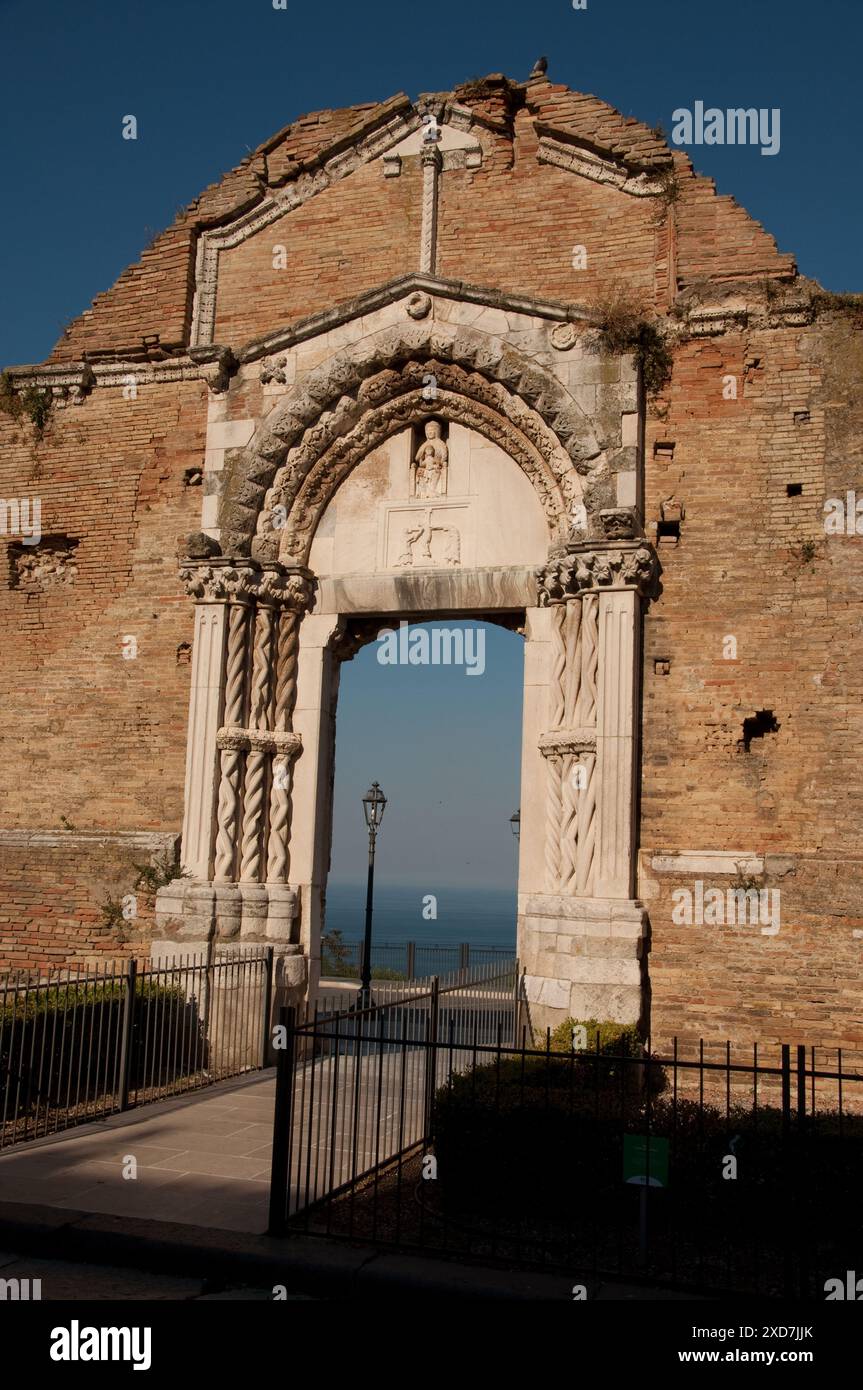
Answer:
219;319;605;557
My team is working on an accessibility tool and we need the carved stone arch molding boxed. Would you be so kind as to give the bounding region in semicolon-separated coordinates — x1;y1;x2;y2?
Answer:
219;320;607;558
260;374;575;564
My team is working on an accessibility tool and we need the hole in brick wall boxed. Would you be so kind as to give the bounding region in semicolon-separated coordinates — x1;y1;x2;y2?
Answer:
176;642;192;665
786;482;803;497
654;658;671;675
8;535;79;591
744;357;762;385
183;467;203;487
741;709;780;752
653;441;675;462
794;410;810;425
656;519;681;544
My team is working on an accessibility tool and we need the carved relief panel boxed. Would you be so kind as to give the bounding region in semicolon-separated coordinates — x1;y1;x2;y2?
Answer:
307;419;547;578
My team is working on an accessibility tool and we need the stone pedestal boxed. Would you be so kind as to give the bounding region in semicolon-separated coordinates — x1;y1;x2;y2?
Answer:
156;878;300;945
519;893;649;1032
150;937;307;1069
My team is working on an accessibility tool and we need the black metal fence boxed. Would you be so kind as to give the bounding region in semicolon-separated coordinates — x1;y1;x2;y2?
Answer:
320;938;514;982
268;959;520;1232
269;996;863;1299
0;947;272;1149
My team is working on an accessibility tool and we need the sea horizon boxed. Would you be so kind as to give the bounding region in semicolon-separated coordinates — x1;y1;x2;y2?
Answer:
323;879;517;949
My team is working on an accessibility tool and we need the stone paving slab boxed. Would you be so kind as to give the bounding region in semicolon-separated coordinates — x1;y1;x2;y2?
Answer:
0;1072;276;1235
0;1045;478;1235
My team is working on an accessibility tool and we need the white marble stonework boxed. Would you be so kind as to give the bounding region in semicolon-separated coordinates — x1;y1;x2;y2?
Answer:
159;274;656;1036
308;424;548;578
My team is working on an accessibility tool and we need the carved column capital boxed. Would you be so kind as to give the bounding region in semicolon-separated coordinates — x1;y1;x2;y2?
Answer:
179;557;315;610
217;726;302;759
258;567;316;613
539;729;597;758
420;142;443;170
536;540;659;605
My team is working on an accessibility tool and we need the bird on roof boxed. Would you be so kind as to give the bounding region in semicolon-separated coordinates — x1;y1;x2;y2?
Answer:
530;57;548;79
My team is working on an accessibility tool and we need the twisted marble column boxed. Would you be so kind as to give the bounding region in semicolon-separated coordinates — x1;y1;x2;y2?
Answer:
213;601;250;881
266;607;302;883
239;604;275;882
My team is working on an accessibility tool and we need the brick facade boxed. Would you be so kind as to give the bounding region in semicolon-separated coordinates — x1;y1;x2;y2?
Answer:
1;73;860;1047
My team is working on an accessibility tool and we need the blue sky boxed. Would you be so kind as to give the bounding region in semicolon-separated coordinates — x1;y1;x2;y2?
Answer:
3;0;859;889
330;623;524;888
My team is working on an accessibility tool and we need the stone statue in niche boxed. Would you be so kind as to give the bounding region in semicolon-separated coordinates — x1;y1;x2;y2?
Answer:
412;420;448;498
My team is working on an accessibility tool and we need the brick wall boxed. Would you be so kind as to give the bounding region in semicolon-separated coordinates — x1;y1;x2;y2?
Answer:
641;318;863;1046
2;74;860;1044
0;833;178;970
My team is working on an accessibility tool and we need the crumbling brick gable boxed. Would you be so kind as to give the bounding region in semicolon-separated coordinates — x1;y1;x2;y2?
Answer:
45;76;795;367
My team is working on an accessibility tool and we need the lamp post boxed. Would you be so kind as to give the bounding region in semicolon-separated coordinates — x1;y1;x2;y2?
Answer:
359;781;387;1007
510;809;521;841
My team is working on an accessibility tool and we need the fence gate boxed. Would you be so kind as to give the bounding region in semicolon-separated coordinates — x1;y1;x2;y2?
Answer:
268;958;520;1232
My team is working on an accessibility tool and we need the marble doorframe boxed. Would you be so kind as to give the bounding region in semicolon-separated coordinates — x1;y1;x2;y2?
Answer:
156;280;659;1032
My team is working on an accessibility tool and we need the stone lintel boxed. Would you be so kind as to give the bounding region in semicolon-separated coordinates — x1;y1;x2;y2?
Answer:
315;565;536;615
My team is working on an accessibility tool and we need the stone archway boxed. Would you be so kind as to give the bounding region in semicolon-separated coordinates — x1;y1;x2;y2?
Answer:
157;290;659;1036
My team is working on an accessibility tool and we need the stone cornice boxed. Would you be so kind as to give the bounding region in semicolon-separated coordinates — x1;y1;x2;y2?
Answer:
2;359;204;400
537;540;659;603
237;274;596;364
536;133;667;197
682;300;813;337
2;277;595;390
179;558;314;609
4;281;820;392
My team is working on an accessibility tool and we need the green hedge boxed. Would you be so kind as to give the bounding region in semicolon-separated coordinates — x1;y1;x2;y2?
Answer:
432;1043;863;1260
0;980;205;1117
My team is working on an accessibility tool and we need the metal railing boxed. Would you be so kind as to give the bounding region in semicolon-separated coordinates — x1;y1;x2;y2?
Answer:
268;958;520;1232
0;947;272;1149
320;939;514;982
269;1002;863;1299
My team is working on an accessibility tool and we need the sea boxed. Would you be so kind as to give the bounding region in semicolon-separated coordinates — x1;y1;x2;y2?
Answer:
323;880;516;951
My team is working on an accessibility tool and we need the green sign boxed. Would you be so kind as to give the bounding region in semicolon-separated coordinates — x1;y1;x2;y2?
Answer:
623;1133;669;1188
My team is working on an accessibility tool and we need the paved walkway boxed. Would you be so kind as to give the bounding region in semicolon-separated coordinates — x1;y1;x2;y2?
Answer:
0;1072;277;1234
0;1007;500;1238
0;1045;435;1235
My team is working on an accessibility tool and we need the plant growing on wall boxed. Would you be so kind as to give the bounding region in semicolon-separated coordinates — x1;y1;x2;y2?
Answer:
0;371;53;437
586;286;674;396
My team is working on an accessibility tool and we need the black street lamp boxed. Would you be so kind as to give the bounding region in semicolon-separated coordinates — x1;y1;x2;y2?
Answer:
359;781;387;1006
510;808;521;841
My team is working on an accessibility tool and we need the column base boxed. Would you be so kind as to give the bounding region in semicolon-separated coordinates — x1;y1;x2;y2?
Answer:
149;937;307;1068
517;893;650;1037
265;884;301;943
156;878;300;945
